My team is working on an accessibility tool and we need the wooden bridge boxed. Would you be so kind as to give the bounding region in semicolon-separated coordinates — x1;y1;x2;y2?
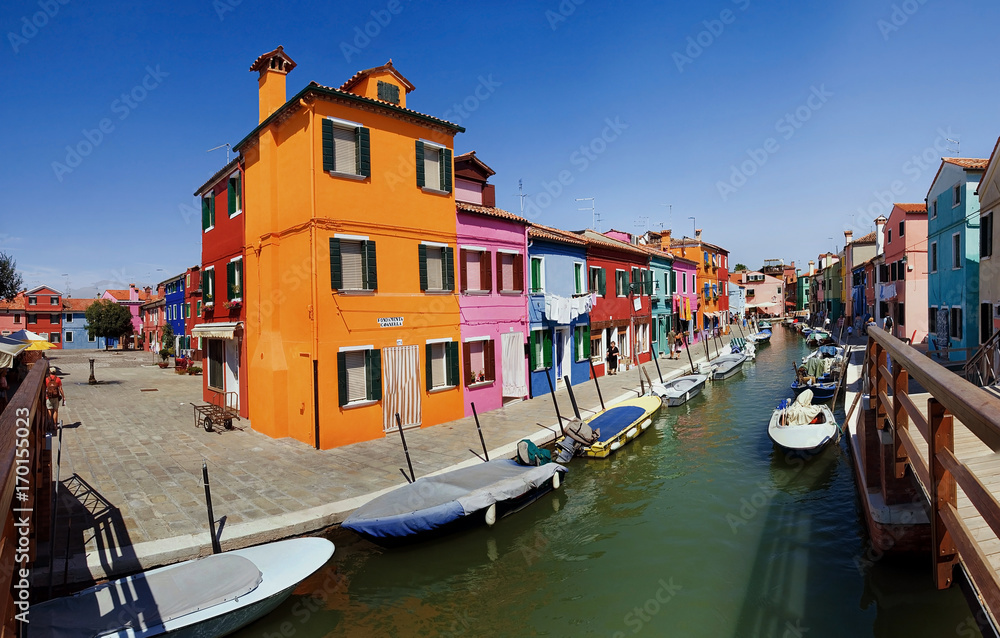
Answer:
848;327;1000;633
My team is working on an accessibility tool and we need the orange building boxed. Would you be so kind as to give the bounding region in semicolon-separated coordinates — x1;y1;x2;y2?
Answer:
231;48;466;449
661;229;731;336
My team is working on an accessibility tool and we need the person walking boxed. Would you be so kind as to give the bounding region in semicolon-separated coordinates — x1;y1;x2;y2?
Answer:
674;331;684;359
666;329;676;359
45;367;64;429
606;341;620;375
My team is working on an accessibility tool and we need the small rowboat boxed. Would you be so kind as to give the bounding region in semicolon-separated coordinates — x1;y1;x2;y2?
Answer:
651;374;708;407
30;537;335;638
556;396;662;459
790;380;836;402
748;329;772;343
710;353;747;380
342;459;566;545
768;390;839;454
759;321;772;329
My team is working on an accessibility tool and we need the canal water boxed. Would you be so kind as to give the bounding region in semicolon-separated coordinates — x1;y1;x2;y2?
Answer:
236;328;981;637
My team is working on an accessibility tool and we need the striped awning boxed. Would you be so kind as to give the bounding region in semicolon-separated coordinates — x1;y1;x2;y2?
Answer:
191;322;242;339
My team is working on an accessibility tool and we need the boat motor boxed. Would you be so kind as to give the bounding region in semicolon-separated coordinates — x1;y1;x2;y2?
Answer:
554;418;600;463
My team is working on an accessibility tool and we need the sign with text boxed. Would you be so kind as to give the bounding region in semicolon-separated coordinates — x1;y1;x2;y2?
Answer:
377;317;404;328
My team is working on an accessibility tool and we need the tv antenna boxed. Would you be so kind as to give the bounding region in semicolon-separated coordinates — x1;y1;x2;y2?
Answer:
516;179;530;216
946;138;960;155
577;197;598;230
207;143;232;164
633;216;650;233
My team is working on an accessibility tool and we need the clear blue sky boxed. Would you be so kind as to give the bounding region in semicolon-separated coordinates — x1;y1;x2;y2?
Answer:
2;0;999;295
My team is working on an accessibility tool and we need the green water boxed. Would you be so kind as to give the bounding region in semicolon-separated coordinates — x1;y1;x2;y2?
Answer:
235;329;982;637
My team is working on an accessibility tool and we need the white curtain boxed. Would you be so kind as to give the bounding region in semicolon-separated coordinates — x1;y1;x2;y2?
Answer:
501;332;528;398
383;345;421;431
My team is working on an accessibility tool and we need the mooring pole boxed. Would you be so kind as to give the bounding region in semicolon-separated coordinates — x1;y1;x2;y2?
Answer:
470;403;489;462
202;461;221;555
652;347;664;383
544;368;566;436
589;359;606;411
563;376;582;419
704;331;712;361
683;333;697;374
395;413;415;483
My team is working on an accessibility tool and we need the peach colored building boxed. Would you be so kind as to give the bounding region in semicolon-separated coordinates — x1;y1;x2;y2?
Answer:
884;203;929;343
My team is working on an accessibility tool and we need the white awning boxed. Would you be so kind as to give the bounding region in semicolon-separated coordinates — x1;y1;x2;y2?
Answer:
0;336;28;368
191;322;242;339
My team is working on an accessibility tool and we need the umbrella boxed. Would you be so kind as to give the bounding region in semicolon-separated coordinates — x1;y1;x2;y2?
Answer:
0;336;28;369
7;329;45;343
22;340;56;351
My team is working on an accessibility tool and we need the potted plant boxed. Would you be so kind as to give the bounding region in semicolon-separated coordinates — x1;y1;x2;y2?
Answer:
158;349;170;368
187;365;202;376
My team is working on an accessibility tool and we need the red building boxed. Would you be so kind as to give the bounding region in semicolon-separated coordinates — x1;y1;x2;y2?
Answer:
578;230;652;377
193;158;248;417
184;266;202;361
24;286;63;348
139;284;165;352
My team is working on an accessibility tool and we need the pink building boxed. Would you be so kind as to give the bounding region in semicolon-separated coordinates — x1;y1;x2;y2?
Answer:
884;203;929;343
0;294;25;336
455;152;530;414
730;270;784;317
102;283;156;348
671;256;700;344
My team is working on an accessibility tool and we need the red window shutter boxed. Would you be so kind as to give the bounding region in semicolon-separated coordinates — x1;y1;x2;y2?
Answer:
460;249;468;292
513;254;524;292
463;343;473;386
485;339;496;381
481;251;492;293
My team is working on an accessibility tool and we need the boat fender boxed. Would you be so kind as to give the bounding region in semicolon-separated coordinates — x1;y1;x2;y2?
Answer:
626;427;638;439
640;419;652;431
610;441;621;451
552;472;560;489
485;503;497;526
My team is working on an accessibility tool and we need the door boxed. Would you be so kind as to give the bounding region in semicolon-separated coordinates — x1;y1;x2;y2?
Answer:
982;303;992;345
382;345;421;432
554;328;569;385
501;331;528;398
224;339;239;409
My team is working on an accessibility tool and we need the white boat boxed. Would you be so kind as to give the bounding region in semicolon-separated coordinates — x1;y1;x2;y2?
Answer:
651;374;709;407
768;390;839;454
748;329;772;343
30;537;335;638
710;353;747;380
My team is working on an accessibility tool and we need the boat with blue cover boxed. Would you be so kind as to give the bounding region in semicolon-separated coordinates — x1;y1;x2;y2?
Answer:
555;395;662;459
341;458;566;545
748;329;772;344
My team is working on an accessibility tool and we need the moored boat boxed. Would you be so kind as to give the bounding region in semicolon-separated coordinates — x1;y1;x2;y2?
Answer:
768;390;839;454
710;353;747;380
30;537;335;638
342;459;566;544
748;329;772;343
790;380;837;402
651;374;709;407
555;395;661;459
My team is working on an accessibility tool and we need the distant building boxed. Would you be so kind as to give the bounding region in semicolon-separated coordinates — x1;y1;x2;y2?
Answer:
976;138;1000;345
730;270;783;317
0;295;25;337
101;284;155;348
62;298;105;349
883;203;928;343
160;272;187;352
140;292;165;352
24;286;63;348
661;229;730;335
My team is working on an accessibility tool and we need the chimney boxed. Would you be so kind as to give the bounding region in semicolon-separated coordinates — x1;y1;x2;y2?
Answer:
695;228;703;242
660;229;672;251
791;260;795;269
250;46;297;124
844;230;853;245
808;259;815;276
874;215;887;255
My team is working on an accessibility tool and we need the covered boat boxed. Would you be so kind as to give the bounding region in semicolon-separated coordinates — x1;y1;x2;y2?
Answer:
30;537;335;638
651;374;708;407
759;321;772;329
768;390;839;454
806;330;834;347
555;396;661;459
748;329;772;343
710;353;747;380
790;380;836;402
342;459;566;544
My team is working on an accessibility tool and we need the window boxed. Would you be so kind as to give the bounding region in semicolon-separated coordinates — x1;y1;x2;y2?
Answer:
930;201;937;219
64;331;72;343
928;307;937;334
227;172;242;217
953;184;962;207
669;271;675;296
615;269;628;297
590;333;603;362
589;266;606;297
691;274;696;292
50;296;58;305
415;140;452;193
897;302;905;326
13;314;19;324
185;303;191;319
463;338;495;385
930;242;937;272
377;80;400;104
419;244;455;292
887;229;892;244
681;272;686;293
322;117;370;178
497;252;524;293
196;301;201;316
65;313;73;323
529;257;545;294
27;314;36;323
425;341;458;390
202;267;215;304
899;220;905;238
88;332;96;342
331;237;378;292
982;212;994;259
950;307;963;340
28;296;36;305
953;233;962;269
202;196;215;231
574;263;586;295
890;262;897;281
337;347;382;406
529;330;552;371
636;323;648;354
460;248;492;293
574;325;591;361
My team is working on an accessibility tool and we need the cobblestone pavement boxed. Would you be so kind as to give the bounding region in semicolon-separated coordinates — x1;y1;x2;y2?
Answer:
46;334;737;584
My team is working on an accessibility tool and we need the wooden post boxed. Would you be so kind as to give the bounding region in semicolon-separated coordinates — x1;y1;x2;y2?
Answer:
928;398;958;589
874;342;888;430
892;364;909;479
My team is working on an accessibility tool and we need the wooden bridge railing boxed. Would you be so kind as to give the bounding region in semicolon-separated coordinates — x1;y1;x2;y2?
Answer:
0;361;53;635
866;327;1000;620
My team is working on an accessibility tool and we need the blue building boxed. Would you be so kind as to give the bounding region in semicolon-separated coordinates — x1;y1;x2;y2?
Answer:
161;273;187;348
927;158;985;358
643;246;674;357
526;224;592;397
851;264;867;321
61;298;106;349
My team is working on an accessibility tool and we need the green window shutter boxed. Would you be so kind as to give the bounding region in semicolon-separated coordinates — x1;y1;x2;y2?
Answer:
528;332;537;370
442;148;453;193
363;240;377;290
584;325;591;357
599;268;606;296
447;341;459;386
201;271;207;297
425;344;434;391
357;127;371;178
202;198;210;230
444;247;455;291
226;261;235;300
367;348;382;401
530;259;541;292
645;271;653;295
418;244;428;291
337;352;348;406
228;178;236;216
415;141;425;188
329;238;342;290
209;197;215;227
322;119;335;173
543;330;553;368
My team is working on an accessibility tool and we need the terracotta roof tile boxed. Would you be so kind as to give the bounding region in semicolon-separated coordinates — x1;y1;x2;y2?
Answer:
577;230;651;257
854;231;877;244
104;289;131;301
456;201;527;224
528;223;587;246
894;203;927;213
0;297;25;311
942;157;989;170
338;59;415;93
307;81;459;130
